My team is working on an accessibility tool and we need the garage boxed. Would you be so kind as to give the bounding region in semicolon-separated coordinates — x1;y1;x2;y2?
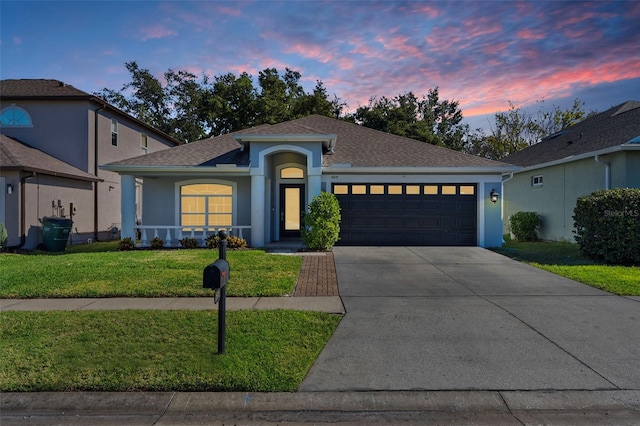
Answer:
333;183;477;246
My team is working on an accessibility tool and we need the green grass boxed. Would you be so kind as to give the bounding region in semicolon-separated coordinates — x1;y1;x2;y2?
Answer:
0;310;341;392
0;243;302;298
492;239;640;295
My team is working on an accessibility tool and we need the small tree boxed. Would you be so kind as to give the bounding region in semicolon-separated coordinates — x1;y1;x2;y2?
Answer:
574;188;640;264
302;192;341;251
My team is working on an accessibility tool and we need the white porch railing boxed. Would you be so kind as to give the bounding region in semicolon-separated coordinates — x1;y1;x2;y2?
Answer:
134;226;251;248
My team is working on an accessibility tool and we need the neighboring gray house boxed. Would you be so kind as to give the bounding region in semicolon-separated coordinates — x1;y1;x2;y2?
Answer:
502;101;640;242
103;115;516;248
0;79;181;249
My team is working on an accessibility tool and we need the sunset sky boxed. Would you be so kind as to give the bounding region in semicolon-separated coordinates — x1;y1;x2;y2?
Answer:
2;0;639;130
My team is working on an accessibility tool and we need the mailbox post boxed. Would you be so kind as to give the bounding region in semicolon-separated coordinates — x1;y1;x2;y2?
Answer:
203;230;229;354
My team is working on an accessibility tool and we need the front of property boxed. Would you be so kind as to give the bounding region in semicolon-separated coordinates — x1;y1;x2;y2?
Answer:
502;101;640;241
103;115;516;248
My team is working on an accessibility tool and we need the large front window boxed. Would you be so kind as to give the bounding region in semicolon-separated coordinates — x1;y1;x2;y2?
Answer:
180;184;232;228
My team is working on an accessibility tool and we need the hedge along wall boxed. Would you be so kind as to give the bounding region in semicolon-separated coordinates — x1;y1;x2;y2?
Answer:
573;188;640;264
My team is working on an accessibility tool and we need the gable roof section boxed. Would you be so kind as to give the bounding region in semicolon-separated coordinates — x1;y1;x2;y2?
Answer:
104;115;511;171
0;79;182;146
502;101;640;167
0;134;101;182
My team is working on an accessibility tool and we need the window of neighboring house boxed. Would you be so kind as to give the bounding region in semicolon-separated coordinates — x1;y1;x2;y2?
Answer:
141;134;148;154
111;119;118;146
532;175;543;187
180;183;233;228
0;105;33;127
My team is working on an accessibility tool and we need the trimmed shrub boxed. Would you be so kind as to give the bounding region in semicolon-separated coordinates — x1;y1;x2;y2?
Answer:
179;237;200;249
509;211;541;241
206;234;247;250
206;234;220;249
302;191;341;251
118;237;135;251
573;188;640;264
0;223;7;250
227;235;247;249
150;237;164;249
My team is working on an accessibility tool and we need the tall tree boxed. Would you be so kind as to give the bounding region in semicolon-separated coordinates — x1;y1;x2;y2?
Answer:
350;88;469;151
465;99;591;160
96;63;342;142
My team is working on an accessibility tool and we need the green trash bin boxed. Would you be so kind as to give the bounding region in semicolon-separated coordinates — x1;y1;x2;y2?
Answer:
42;217;73;252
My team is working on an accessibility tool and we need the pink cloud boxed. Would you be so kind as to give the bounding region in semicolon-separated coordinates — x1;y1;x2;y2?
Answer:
13;36;22;45
517;29;546;40
138;24;177;41
416;4;442;19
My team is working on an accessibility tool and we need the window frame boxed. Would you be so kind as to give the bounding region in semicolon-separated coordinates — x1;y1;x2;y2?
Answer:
141;133;148;154
0;104;33;127
175;180;237;230
111;119;118;146
531;175;543;187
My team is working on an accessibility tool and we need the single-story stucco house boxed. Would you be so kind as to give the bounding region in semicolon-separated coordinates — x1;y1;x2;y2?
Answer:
102;115;517;248
502;101;640;241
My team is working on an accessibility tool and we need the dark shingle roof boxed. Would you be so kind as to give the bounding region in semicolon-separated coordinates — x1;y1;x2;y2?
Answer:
502;101;640;167
1;135;101;181
106;115;511;169
0;79;92;98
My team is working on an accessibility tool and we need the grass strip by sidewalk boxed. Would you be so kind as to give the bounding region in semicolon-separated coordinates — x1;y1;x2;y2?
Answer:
1;310;341;392
492;240;640;296
0;249;302;298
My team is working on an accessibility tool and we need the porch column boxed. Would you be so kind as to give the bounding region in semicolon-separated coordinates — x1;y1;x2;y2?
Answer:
251;173;265;247
307;173;322;206
121;174;136;241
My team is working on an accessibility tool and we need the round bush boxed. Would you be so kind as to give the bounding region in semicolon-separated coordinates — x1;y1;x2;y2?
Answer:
509;211;540;242
573;188;640;264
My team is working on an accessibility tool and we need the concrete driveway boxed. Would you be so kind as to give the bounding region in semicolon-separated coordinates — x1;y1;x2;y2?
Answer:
300;247;640;392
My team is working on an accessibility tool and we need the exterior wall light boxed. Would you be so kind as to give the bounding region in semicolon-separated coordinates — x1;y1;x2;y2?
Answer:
7;184;13;195
490;188;499;203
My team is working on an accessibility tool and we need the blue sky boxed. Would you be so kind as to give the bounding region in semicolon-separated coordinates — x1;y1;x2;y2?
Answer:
2;0;639;130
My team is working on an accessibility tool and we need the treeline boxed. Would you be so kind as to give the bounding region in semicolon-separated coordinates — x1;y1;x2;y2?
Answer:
97;62;591;159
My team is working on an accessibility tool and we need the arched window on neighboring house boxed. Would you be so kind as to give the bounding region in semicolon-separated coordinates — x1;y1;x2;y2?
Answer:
0;105;33;127
180;183;233;228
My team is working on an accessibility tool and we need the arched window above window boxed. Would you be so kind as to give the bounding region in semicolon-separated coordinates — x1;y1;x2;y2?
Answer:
0;105;33;127
281;167;304;179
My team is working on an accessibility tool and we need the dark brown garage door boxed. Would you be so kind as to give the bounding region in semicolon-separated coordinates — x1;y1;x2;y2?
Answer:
333;183;477;246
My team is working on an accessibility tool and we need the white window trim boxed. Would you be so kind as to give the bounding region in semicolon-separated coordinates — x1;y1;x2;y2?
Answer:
532;175;543;187
111;119;118;146
174;179;237;228
141;133;148;154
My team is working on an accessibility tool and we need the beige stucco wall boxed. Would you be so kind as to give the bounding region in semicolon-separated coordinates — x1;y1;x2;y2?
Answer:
504;151;639;242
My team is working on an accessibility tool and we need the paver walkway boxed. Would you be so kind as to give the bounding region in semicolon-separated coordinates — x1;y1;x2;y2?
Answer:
293;252;339;297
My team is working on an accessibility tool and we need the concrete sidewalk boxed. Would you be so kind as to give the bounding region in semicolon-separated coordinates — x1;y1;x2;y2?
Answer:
0;296;345;314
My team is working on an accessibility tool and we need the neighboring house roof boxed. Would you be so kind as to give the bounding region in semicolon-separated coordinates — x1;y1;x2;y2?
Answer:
0;134;101;182
0;79;182;146
104;115;512;171
502;101;640;168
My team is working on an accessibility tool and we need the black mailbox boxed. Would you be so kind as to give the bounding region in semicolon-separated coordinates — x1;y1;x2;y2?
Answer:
203;259;230;289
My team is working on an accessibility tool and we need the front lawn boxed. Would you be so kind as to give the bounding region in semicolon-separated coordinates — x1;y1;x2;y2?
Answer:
0;310;341;392
492;240;640;296
0;243;302;298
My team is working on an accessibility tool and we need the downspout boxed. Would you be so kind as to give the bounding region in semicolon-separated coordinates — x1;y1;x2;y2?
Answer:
94;104;106;241
594;155;611;189
6;172;35;250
